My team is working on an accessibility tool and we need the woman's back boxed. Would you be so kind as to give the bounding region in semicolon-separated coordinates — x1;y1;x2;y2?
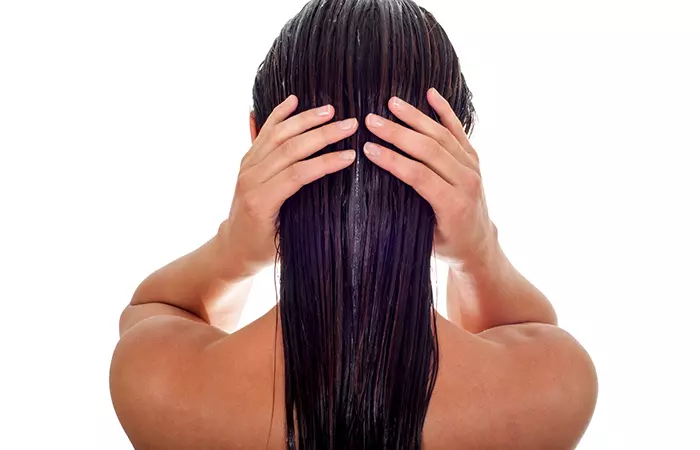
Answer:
111;305;595;449
110;1;597;448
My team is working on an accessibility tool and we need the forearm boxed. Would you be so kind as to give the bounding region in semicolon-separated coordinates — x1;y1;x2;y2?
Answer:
446;240;558;334
127;221;254;333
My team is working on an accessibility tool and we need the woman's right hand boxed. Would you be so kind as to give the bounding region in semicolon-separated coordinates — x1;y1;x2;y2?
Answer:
220;95;359;277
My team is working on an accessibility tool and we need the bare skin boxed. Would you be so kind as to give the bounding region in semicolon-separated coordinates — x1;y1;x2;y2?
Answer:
111;305;596;449
110;90;598;449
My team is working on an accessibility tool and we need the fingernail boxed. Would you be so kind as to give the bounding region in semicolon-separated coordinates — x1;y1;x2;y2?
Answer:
339;149;356;160
391;96;405;110
429;87;442;99
316;105;332;116
368;114;385;127
363;142;381;157
338;118;357;130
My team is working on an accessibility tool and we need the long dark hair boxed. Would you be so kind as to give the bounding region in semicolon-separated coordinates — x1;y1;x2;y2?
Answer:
252;1;476;448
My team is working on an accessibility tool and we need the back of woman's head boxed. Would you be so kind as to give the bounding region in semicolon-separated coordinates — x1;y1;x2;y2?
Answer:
252;1;476;448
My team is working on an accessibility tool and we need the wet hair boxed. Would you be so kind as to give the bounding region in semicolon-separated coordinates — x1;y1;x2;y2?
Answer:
252;0;476;448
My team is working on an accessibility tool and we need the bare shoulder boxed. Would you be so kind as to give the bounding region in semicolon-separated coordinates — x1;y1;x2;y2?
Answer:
425;314;598;450
109;308;284;449
479;321;598;449
110;307;596;449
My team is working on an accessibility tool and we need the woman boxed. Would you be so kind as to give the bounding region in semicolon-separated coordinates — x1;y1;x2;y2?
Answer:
109;0;598;448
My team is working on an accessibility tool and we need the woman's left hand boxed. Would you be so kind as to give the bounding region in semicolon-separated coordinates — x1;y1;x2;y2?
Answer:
363;88;498;273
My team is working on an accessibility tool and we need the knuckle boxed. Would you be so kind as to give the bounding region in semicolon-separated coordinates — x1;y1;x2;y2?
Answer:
266;125;283;146
288;162;304;183
382;121;394;134
318;156;333;176
463;171;483;194
236;172;251;189
407;164;427;186
321;123;337;142
419;137;439;156
262;121;276;136
320;152;333;166
380;121;397;138
241;192;262;217
279;140;296;158
472;152;481;164
439;126;454;144
272;101;285;115
429;140;442;155
389;124;403;140
323;153;340;172
271;134;286;149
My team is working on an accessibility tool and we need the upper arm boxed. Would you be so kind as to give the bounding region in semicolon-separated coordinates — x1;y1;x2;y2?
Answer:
109;314;228;448
478;323;599;449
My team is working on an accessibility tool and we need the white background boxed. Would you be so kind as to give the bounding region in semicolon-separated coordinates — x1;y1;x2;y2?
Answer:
1;0;698;448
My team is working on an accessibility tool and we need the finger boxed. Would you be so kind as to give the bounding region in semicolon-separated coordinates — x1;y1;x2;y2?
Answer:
243;94;299;167
256;150;356;211
262;94;299;129
253;117;358;182
427;88;480;164
365;113;471;186
362;141;454;216
387;96;476;170
250;103;337;166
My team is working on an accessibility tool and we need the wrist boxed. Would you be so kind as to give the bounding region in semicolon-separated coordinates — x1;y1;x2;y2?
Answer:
215;220;259;281
449;247;506;289
449;222;504;276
